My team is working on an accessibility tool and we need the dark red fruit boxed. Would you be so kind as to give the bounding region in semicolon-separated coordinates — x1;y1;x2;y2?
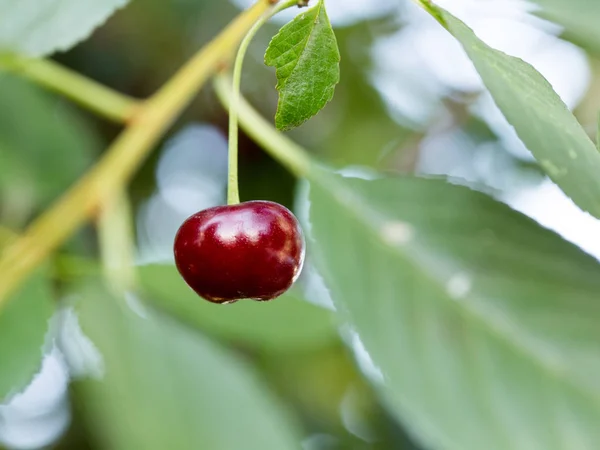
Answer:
173;201;305;304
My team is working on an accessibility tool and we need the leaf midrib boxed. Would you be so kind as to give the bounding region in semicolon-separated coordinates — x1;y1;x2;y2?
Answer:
314;174;600;404
275;0;322;90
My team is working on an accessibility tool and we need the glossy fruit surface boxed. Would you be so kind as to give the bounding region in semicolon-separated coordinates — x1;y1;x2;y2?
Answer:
174;201;305;304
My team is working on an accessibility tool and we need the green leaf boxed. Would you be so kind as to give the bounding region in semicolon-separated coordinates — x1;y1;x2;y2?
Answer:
265;0;340;131
0;0;128;57
140;264;337;353
0;75;98;225
77;282;303;450
308;170;600;450
427;6;600;220
317;22;413;167
0;233;53;400
597;112;600;153
531;0;600;54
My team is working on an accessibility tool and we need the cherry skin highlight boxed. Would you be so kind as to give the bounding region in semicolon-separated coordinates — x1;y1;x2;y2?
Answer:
173;201;305;304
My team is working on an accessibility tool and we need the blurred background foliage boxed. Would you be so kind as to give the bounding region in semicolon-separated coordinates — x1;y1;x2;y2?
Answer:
2;0;600;449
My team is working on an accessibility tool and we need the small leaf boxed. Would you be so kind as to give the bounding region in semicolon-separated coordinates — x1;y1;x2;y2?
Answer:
0;229;53;401
140;264;337;353
308;168;600;450
265;0;340;131
0;0;128;57
76;281;303;450
427;5;600;220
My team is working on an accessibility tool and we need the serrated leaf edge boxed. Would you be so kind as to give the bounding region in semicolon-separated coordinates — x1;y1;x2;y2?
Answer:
265;0;340;131
312;172;600;404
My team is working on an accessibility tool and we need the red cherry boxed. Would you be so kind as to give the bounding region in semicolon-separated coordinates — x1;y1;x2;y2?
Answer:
173;201;305;304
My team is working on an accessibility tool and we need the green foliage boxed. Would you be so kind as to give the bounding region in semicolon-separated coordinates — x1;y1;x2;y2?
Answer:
597;115;600;152
532;0;600;53
0;0;128;57
77;281;303;450
4;1;600;449
429;7;600;220
265;0;340;131
308;169;600;450
140;264;338;353
316;22;413;168
0;75;98;225
0;267;53;401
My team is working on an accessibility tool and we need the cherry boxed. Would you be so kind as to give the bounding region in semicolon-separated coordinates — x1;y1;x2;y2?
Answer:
173;201;305;304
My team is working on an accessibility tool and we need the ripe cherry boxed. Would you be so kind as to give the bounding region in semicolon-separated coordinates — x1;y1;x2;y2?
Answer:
173;201;305;304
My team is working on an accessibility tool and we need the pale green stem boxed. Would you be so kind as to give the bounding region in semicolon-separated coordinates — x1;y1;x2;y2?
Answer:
215;74;312;178
228;0;300;205
98;190;137;294
0;55;140;123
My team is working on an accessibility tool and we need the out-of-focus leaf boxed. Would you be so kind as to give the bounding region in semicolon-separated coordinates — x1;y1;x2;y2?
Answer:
0;0;128;57
140;264;337;352
265;0;340;131
531;0;600;54
0;233;53;400
77;281;303;450
263;345;375;432
317;22;413;168
424;6;600;219
308;169;600;450
0;75;98;223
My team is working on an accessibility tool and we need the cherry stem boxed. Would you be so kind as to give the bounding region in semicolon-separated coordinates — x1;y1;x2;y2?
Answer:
215;74;312;178
227;0;300;205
